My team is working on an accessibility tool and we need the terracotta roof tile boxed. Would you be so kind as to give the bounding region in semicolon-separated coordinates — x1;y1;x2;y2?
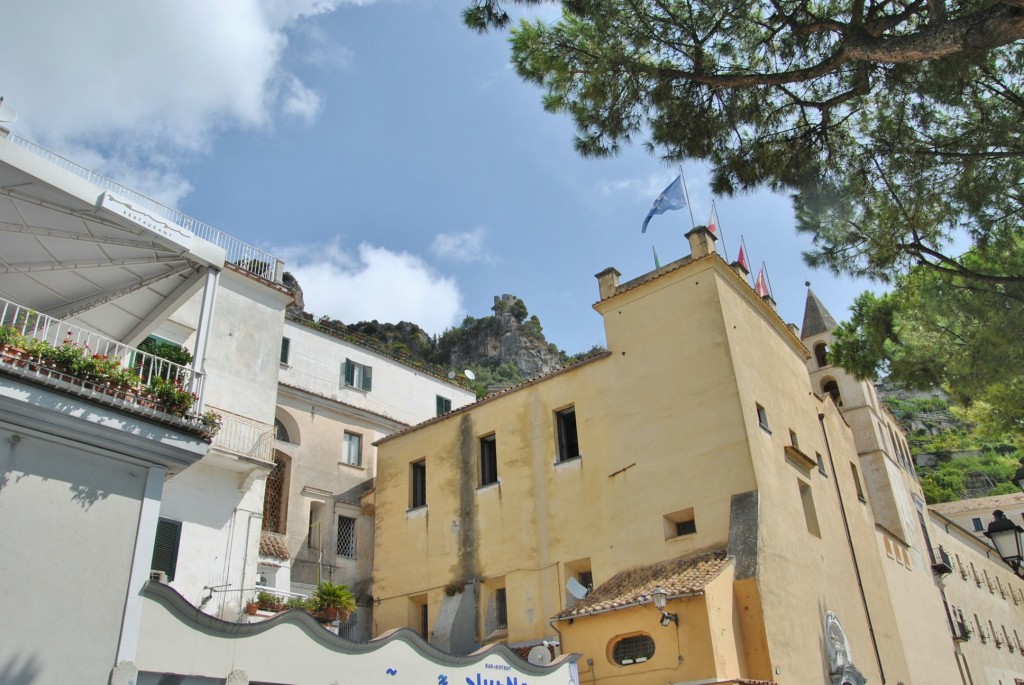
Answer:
260;531;290;560
553;550;730;620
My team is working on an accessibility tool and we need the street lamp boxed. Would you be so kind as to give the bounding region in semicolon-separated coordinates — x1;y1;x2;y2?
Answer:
651;586;679;627
984;510;1024;577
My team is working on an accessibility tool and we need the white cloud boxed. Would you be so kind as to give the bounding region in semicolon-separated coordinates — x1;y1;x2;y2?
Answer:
0;0;366;204
277;240;464;334
430;227;495;264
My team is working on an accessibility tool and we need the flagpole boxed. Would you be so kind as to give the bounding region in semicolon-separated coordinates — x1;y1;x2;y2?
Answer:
678;165;696;229
762;260;775;299
712;199;729;262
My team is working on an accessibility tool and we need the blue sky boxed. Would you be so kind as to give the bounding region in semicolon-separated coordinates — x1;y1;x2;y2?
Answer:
3;0;878;354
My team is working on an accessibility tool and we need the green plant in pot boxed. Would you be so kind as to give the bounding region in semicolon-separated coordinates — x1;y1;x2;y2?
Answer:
311;581;356;622
255;590;285;612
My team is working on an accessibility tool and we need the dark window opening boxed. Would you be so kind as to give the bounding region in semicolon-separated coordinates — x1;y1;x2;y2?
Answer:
822;380;842;406
411;460;427;509
275;418;290;443
280;337;291;364
436;395;452;416
262;456;287;533
480;435;498;486
814;342;829;368
675;519;697;536
336;515;356;557
495;588;508;629
557;407;580;461
756;403;770;432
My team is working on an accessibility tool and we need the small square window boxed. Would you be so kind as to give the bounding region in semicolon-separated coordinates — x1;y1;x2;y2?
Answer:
343;359;372;391
410;460;427;509
675;520;697;536
436;395;452;416
556;406;580;461
342;431;362;467
756;403;770;432
664;507;696;540
480;435;498;486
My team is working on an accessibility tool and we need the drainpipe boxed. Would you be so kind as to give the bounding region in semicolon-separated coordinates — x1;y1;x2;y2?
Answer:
818;412;886;683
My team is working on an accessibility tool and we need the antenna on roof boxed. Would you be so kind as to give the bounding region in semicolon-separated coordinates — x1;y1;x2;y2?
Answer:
527;645;553;666
464;369;476;381
566;577;589;600
0;97;18;124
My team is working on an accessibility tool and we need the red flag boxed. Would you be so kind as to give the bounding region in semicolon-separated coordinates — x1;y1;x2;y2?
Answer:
708;205;718;234
754;267;770;298
737;243;749;272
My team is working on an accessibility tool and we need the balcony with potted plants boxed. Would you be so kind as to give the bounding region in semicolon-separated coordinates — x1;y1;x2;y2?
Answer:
0;297;220;439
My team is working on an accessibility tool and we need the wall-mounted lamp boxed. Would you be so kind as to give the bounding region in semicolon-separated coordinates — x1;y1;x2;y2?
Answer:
984;510;1024;578
651;586;679;627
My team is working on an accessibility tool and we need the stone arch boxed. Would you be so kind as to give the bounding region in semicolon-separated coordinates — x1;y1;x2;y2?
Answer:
275;408;300;445
821;378;842;406
814;342;829;368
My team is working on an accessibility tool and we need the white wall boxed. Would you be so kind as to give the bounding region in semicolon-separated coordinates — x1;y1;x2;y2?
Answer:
279;320;475;427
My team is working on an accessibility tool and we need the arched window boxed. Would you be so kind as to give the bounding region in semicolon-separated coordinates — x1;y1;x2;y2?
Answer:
262;455;289;533
275;418;290;443
814;342;829;368
611;635;655;665
822;379;842;406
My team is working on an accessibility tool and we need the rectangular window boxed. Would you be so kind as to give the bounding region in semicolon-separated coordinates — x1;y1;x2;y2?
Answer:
336;515;357;557
816;452;827;476
556;406;580;461
756;403;770;432
343;358;373;391
151;518;182;581
308;502;323;549
436;395;452;416
411;460;427;509
495;588;508;629
342;431;363;467
971;517;984;532
851;462;866;501
280;337;290;364
798;480;821;537
480;435;498;486
789;430;799;448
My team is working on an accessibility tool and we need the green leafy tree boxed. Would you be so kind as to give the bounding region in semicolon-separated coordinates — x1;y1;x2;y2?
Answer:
832;244;1024;433
464;0;1024;293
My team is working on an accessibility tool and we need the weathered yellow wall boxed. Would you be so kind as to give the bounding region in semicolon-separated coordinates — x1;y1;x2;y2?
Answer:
372;250;916;683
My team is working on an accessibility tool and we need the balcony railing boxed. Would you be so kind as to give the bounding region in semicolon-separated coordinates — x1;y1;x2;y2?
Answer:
5;133;283;283
209;409;274;463
0;297;208;428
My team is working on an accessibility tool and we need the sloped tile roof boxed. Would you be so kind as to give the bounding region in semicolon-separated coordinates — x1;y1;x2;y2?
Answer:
260;531;290;560
553;550;730;620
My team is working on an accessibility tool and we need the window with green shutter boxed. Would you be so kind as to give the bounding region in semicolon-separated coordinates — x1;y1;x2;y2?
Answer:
151;518;182;581
343;359;372;391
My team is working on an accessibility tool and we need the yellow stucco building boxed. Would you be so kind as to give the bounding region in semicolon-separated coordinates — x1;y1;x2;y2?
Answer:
371;227;1024;684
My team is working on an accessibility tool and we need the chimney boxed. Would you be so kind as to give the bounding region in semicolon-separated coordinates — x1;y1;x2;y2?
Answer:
684;226;718;259
730;259;749;281
595;267;621;300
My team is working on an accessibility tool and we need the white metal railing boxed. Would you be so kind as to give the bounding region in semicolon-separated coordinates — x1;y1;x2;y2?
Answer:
6;133;284;283
210;409;274;462
0;297;205;419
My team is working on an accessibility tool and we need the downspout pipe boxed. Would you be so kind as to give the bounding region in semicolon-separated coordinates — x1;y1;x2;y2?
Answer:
818;412;886;684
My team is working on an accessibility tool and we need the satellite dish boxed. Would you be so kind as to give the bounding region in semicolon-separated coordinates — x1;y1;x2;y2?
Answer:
464;369;476;381
0;97;18;124
447;371;456;379
527;645;552;666
566;577;589;600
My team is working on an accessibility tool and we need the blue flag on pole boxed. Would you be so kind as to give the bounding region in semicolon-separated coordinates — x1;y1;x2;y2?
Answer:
641;175;686;233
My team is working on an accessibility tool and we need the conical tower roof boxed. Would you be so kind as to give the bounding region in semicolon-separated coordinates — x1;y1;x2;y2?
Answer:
801;288;838;338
